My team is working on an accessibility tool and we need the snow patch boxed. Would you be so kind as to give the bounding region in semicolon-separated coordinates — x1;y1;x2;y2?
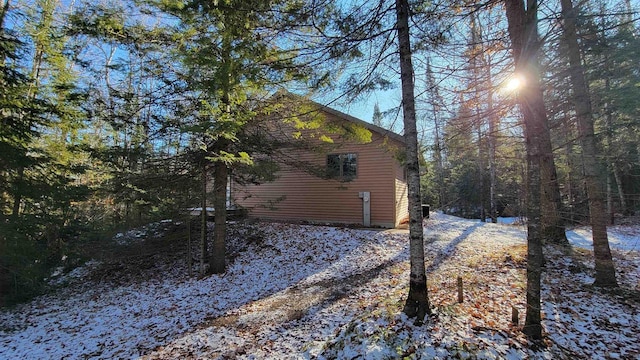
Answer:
1;214;638;359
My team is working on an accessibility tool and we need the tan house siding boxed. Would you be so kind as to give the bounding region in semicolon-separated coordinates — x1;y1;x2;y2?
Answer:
233;98;406;228
394;167;409;227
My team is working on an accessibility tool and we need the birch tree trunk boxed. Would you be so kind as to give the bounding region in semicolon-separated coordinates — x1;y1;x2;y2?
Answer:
396;0;431;323
560;0;617;287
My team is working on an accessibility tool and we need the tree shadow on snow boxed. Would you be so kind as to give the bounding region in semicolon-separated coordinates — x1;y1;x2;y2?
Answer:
426;222;486;272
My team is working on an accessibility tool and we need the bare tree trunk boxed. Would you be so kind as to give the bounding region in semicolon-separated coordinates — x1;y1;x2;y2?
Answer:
503;0;566;245
530;21;567;245
396;0;431;324
540;143;567;244
624;0;633;24
612;164;627;215
10;166;23;221
561;0;617;287
504;0;545;340
470;12;487;222
564;121;576;224
187;210;193;278
487;75;498;223
604;102;629;217
432;111;445;209
200;161;208;276
208;34;232;274
478;135;487;222
606;163;613;224
426;58;446;209
209;160;227;274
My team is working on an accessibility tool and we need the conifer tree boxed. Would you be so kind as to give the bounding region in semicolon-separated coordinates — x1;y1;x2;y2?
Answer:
504;0;546;340
0;0;84;304
424;57;446;210
149;0;318;273
560;0;617;287
372;102;384;128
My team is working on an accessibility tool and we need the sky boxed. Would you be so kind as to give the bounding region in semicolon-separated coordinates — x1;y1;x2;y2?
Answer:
315;87;404;129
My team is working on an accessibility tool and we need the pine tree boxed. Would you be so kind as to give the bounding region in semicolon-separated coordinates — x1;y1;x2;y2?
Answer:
560;0;617;287
372;102;384;128
0;0;82;304
149;0;317;274
24;0;89;255
444;96;483;218
582;0;640;217
504;0;546;340
0;17;42;305
424;57;446;210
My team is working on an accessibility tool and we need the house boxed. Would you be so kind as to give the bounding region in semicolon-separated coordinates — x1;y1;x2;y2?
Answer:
232;95;408;228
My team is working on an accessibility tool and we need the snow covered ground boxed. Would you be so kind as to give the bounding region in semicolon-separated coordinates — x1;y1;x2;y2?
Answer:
0;213;638;359
567;224;640;252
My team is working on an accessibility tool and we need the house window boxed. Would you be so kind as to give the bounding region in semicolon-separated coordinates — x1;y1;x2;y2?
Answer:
327;153;357;181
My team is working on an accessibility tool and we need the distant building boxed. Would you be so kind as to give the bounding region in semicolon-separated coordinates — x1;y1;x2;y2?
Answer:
232;94;407;228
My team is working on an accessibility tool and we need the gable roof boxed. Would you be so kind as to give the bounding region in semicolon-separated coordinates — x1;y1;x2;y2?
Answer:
273;90;405;145
313;101;406;145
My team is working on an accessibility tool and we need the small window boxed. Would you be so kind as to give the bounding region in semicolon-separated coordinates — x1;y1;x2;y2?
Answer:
327;153;357;181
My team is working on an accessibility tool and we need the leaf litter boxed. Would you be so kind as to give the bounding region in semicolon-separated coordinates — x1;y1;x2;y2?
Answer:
0;213;638;359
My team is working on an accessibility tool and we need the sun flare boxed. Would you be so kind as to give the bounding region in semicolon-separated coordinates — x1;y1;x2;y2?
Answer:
503;74;525;93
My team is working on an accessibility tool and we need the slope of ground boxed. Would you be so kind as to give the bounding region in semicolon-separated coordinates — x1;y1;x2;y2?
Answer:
0;213;638;359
